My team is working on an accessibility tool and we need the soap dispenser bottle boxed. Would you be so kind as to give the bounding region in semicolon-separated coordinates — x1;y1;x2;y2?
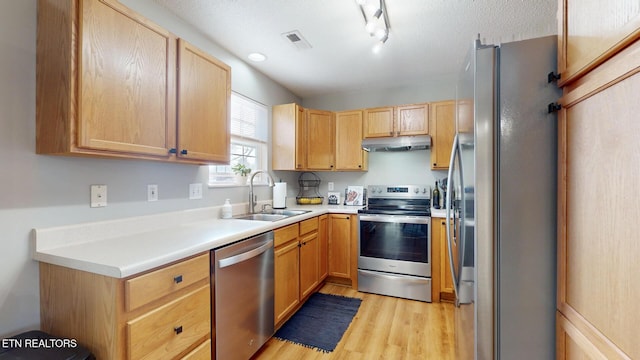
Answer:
222;199;232;219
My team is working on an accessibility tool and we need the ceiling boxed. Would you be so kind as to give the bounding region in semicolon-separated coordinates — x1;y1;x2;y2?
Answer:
152;0;557;98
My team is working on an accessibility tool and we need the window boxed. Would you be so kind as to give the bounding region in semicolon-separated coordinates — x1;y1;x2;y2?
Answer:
209;92;269;185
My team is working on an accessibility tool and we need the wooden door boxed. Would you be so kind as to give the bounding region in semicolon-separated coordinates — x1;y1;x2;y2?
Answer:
558;0;640;86
272;104;305;170
328;214;351;279
299;232;319;299
556;39;640;360
396;103;429;136
78;0;175;157
274;240;299;325
177;39;230;163
335;110;366;170
440;220;456;302
430;100;455;169
306;109;334;170
363;107;395;138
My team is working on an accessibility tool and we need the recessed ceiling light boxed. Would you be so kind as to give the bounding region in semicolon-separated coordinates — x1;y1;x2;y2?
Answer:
248;52;267;62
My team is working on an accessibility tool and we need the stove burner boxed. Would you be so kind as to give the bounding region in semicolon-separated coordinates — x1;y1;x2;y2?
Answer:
359;184;431;216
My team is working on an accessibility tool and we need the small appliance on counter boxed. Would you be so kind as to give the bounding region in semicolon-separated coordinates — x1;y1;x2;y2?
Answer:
272;182;287;209
296;172;324;205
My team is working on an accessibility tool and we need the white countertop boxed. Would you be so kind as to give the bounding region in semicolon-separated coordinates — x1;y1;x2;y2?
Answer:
430;207;447;218
32;203;361;278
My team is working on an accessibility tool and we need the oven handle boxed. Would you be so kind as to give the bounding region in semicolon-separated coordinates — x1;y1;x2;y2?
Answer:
358;214;430;225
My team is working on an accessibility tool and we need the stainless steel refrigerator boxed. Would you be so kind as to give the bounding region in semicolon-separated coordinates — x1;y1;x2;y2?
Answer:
446;36;560;359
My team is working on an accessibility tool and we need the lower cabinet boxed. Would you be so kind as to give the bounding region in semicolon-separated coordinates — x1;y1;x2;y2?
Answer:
39;253;212;360
327;213;358;288
274;216;326;328
431;218;456;302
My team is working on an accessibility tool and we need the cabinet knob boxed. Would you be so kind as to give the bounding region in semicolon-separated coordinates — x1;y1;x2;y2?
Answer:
180;149;188;155
433;163;436;166
358;164;362;168
174;275;183;284
174;326;183;335
169;148;177;154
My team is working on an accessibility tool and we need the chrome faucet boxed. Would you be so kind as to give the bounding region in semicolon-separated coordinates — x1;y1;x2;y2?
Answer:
249;170;275;214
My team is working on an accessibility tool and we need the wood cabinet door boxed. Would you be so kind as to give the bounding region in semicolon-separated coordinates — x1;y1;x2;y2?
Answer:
396;103;429;136
274;239;300;325
177;39;230;163
558;0;640;86
430;100;456;170
299;232;319;299
272;104;305;170
363;107;395;138
306;109;335;170
328;214;351;279
557;39;640;360
318;215;329;281
335;110;366;170
78;0;176;157
439;220;456;302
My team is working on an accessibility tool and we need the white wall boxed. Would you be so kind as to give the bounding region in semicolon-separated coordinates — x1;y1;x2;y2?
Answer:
0;0;298;337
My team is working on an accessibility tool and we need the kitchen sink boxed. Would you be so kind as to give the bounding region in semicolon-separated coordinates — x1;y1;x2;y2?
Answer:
231;209;311;222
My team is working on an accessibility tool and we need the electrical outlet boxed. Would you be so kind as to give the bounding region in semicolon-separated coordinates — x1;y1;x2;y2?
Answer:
189;183;203;200
90;185;107;208
147;184;158;202
328;182;334;191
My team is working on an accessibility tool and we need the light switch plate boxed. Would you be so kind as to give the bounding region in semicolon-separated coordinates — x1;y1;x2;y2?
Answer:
90;185;107;208
189;183;203;199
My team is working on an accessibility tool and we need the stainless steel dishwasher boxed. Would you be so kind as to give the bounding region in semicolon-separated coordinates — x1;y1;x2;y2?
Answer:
212;231;274;360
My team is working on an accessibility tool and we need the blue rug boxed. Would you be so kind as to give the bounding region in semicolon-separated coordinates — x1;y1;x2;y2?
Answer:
274;292;362;352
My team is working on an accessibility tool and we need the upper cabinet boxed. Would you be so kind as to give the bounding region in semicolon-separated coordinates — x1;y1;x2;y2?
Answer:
362;104;429;138
272;104;366;172
558;0;640;86
430;100;456;170
306;109;335;170
272;103;306;170
36;0;230;164
363;107;395;138
177;39;231;163
335;110;367;171
396;103;430;136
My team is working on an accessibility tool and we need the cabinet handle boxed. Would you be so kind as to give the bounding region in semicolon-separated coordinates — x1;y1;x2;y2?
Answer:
169;148;177;154
174;275;183;283
174;326;183;335
180;149;188;155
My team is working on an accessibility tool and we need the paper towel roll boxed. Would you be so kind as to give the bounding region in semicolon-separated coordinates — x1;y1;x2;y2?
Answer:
273;182;287;209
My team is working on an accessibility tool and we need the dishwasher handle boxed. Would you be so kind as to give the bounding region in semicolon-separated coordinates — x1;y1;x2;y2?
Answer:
217;240;272;269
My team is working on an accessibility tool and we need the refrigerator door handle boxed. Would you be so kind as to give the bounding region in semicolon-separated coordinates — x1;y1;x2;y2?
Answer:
446;133;460;303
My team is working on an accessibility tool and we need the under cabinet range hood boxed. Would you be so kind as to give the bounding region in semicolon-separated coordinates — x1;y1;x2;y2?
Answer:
361;135;431;152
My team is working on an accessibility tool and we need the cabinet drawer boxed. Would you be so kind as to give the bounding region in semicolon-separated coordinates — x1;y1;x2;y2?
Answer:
125;253;209;312
127;285;210;360
299;217;318;236
181;338;211;360
275;223;299;247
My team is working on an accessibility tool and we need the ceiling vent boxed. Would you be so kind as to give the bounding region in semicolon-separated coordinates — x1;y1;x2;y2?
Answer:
281;30;312;50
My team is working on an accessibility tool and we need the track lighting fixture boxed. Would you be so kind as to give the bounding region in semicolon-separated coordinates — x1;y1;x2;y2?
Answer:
356;0;390;52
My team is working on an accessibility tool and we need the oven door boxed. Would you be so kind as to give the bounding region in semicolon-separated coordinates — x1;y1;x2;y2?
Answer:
358;214;431;277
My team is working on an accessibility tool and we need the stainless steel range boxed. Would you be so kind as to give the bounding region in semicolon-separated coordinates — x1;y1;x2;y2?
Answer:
357;185;432;302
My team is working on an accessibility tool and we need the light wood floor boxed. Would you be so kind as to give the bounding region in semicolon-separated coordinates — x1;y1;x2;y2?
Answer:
253;283;456;359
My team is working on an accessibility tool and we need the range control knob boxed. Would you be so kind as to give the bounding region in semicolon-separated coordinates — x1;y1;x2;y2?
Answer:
414;187;419;194
422;187;428;193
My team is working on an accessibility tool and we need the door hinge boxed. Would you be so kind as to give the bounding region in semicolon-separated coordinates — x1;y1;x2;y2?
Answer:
547;71;561;83
547;102;562;113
